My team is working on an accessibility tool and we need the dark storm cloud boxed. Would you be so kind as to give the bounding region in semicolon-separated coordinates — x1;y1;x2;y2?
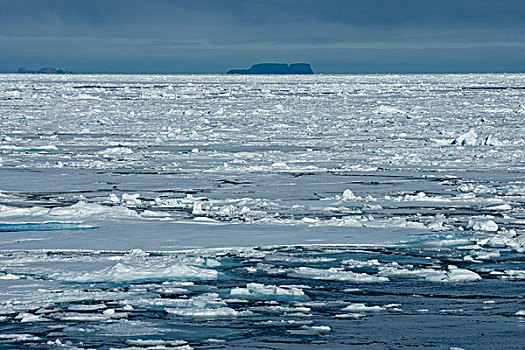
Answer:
1;0;524;72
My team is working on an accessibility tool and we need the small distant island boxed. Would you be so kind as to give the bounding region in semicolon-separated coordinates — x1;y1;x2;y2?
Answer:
227;63;313;75
17;67;71;74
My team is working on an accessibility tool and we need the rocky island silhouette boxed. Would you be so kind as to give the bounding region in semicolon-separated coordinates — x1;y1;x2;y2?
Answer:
227;63;313;74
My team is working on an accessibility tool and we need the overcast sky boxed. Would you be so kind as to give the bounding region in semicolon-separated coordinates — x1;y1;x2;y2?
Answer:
1;0;524;73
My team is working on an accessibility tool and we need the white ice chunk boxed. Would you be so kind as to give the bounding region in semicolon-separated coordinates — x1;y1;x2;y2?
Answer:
342;189;358;201
341;303;385;312
0;334;40;341
122;193;141;205
103;308;128;319
446;266;482;282
378;265;481;282
230;283;307;300
485;204;512;211
335;313;366;319
126;339;188;347
375;105;406;115
107;193;120;203
287;325;331;335
378;266;447;282
59;314;107;322
16;313;48;322
192;201;205;215
467;219;498;232
0;145;58;151
166;307;252;318
451;129;478;146
98;147;134;157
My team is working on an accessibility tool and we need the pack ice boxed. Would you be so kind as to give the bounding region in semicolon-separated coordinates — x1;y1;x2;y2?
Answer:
0;73;523;349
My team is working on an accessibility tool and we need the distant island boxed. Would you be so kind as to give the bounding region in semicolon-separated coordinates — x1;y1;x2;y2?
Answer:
17;67;71;74
227;63;313;75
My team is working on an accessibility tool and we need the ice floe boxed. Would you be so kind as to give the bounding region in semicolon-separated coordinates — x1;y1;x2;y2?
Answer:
230;283;308;300
166;307;252;318
375;105;406;115
451;129;479;146
51;262;218;283
291;266;389;282
377;265;481;282
467;219;498;232
341;303;385;312
98;147;134;157
49;201;139;219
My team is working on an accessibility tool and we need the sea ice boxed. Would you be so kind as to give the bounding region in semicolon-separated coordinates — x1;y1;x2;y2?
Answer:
125;339;189;347
291;266;389;282
335;313;366;319
1;73;524;348
98;147;134;157
341;303;385;312
16;312;48;322
451;129;478;146
165;307;252;318
51;262;218;282
375;105;406;115
446;266;482;282
230;283;307;300
0;273;21;279
467;219;499;232
0;334;40;342
48;201;139;219
342;189;358;201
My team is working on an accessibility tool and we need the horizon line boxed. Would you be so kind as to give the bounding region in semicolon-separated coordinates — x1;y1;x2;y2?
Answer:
2;70;525;75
